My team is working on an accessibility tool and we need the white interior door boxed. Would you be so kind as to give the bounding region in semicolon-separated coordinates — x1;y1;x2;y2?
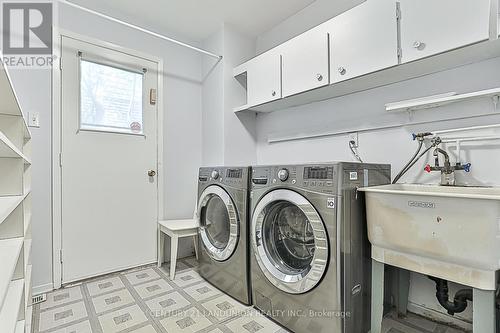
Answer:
60;36;158;283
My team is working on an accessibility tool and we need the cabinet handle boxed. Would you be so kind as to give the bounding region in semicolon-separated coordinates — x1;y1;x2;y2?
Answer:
338;67;346;75
272;91;276;97
316;74;323;82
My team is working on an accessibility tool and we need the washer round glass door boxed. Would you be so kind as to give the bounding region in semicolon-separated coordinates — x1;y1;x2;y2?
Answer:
198;185;239;261
252;189;328;294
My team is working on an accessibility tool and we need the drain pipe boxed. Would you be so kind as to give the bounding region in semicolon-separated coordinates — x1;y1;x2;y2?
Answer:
428;277;473;315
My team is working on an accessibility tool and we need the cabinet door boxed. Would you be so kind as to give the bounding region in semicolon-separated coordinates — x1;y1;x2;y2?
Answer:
247;52;282;107
281;27;329;98
330;0;399;83
400;0;490;63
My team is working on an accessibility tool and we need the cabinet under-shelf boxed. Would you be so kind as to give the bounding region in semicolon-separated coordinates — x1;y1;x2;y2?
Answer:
0;279;25;333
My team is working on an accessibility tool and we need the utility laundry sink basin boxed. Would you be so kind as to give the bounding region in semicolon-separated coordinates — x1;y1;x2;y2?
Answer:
359;184;500;290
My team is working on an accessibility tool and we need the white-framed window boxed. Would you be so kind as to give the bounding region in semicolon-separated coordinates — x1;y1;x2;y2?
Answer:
79;58;144;135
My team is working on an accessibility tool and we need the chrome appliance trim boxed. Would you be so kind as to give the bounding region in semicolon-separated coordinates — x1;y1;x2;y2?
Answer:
198;185;239;261
251;189;328;294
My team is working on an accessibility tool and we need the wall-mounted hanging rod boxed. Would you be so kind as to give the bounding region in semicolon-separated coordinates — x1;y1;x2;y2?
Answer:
61;0;223;60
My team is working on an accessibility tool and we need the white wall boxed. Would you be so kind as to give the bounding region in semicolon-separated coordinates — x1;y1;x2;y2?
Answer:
202;29;225;166
202;25;257;166
252;3;500;328
8;1;205;293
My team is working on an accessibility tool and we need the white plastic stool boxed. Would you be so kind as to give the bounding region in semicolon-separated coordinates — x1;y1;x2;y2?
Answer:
157;218;199;280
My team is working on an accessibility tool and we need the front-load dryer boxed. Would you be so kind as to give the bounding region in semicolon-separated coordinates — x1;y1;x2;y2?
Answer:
197;166;251;305
250;163;391;333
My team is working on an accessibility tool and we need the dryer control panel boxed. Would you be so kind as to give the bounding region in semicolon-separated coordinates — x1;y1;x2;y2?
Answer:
199;167;249;189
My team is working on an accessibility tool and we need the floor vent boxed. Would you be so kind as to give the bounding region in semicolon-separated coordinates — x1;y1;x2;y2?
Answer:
32;294;47;304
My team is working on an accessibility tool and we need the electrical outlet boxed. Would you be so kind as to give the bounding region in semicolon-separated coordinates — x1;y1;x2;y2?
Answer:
349;132;359;148
28;112;40;128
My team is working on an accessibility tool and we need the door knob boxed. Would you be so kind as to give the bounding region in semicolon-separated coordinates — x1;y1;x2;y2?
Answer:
338;67;346;75
148;170;156;177
316;74;323;81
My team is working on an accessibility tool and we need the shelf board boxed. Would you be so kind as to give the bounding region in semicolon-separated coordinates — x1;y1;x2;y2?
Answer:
386;87;500;113
0;279;24;333
0;131;30;164
0;196;25;228
23;213;31;237
24;239;31;268
25;265;32;308
0;238;24;312
0;52;31;140
14;320;24;333
233;104;250;113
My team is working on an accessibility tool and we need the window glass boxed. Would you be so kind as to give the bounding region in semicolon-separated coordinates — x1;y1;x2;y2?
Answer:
80;59;143;134
262;201;315;274
203;196;230;249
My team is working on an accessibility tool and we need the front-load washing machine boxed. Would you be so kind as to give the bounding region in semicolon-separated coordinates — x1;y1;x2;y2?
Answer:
250;163;391;333
197;166;251;305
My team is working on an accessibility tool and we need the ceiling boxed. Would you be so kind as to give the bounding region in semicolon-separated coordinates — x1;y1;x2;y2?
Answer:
68;0;318;42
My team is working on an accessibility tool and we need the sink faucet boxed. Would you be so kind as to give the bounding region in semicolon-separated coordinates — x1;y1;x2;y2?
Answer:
424;148;471;186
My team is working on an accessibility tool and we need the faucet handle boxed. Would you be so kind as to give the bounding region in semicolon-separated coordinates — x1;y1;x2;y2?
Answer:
424;164;432;173
464;163;471;173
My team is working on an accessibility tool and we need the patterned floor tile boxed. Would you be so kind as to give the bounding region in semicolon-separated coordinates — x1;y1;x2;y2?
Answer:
147;291;192;317
40;286;83;310
159;260;191;275
39;301;88;332
32;257;468;333
98;304;148;333
183;257;199;268
91;288;135;314
134;278;173;299
86;276;125;297
170;269;204;288
49;320;92;333
159;306;213;332
224;311;283;333
123;267;160;285
184;281;223;301
200;294;250;322
129;325;159;333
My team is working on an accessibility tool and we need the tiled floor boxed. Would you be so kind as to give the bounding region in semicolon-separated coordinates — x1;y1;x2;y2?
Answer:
32;257;467;333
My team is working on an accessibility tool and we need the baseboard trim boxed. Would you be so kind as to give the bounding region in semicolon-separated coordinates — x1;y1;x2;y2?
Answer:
32;283;54;296
407;301;472;331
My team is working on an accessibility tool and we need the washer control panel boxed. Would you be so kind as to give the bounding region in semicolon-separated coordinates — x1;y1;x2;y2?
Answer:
252;165;337;193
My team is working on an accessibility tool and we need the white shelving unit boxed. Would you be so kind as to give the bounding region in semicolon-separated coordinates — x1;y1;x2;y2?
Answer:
385;87;500;112
0;52;33;333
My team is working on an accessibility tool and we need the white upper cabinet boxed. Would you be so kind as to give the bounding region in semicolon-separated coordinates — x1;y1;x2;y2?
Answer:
281;26;329;98
399;0;491;63
329;0;399;83
247;51;282;107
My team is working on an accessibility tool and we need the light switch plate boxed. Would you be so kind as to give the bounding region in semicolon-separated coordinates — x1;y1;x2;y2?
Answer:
28;112;40;128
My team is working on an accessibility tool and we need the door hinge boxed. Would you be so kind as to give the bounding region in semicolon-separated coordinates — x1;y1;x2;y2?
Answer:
59;152;62;167
397;47;403;61
59;57;62;71
59;249;63;263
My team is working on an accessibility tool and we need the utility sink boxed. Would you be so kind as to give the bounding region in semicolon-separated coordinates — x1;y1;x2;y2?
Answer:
359;184;500;290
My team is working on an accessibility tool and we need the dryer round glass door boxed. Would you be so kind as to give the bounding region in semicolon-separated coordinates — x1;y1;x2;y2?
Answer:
198;185;239;261
252;189;328;294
